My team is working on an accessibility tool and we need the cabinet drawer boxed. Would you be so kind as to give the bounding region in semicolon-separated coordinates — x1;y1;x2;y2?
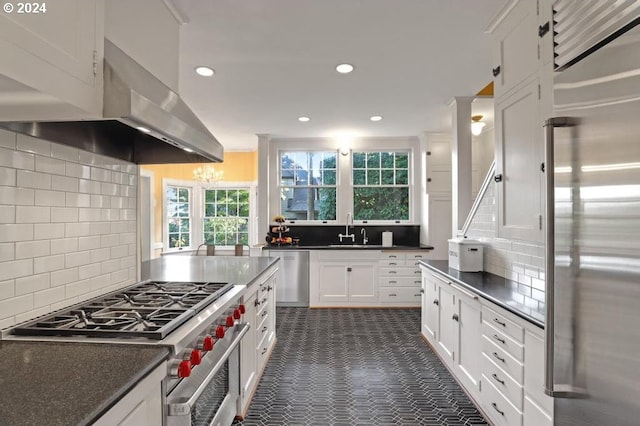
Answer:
379;259;408;267
379;276;421;287
482;305;524;343
481;374;523;426
379;287;422;303
523;396;552;426
379;267;418;277
379;252;406;260
483;322;524;361
405;252;428;260
482;336;524;384
482;353;524;410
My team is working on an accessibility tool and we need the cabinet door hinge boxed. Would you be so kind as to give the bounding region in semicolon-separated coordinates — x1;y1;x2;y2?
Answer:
92;50;98;76
538;84;541;100
539;214;543;230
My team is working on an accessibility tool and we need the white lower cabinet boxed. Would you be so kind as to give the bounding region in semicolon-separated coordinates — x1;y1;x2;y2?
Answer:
318;261;377;303
420;266;553;426
93;361;166;426
238;265;278;417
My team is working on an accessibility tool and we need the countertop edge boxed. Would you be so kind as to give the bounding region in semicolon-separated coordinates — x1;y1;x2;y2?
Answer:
419;261;545;329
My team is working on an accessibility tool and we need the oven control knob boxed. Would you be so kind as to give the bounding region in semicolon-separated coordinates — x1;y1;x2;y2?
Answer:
226;315;235;327
202;335;215;351
233;308;241;320
170;359;192;378
215;325;226;339
239;304;246;314
190;349;203;366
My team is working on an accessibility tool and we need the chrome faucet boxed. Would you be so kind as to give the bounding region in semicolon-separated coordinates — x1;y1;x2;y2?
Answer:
338;212;355;243
360;228;368;245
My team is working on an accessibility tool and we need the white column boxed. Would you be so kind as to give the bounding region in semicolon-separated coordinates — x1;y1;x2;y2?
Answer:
256;134;271;245
449;97;474;236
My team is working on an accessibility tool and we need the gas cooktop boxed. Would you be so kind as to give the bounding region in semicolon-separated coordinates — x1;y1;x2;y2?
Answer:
10;280;234;340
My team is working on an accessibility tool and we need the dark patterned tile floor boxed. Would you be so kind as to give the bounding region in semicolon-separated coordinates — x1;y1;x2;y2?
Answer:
234;307;487;426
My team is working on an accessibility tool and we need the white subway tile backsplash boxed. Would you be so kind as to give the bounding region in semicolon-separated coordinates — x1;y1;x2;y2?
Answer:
0;224;34;243
35;156;66;176
16;206;50;223
15;273;50;296
34;286;66;308
0;129;17;149
0;186;34;205
51;207;78;223
51;175;79;192
17;170;51;190
0;205;15;223
50;268;78;287
0;166;16;186
34;223;65;240
35;189;66;207
51;143;79;163
0;132;138;328
33;254;65;274
0;279;15;301
15;240;50;259
0;259;33;281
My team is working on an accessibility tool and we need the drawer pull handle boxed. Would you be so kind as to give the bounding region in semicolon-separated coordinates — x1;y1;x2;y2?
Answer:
414;293;421;297
389;293;397;297
262;326;267;333
388;255;398;258
492;352;506;363
261;348;268;355
420;288;425;294
389;262;397;266
491;402;505;416
433;299;439;306
493;318;506;327
493;334;506;344
452;313;459;322
389;280;397;284
389;271;397;274
492;373;505;385
414;270;421;274
261;310;267;317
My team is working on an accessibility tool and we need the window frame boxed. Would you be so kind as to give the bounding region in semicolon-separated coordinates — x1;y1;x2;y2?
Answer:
203;187;251;246
163;178;257;253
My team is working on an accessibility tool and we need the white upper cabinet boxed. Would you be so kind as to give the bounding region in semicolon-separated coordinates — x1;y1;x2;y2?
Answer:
0;0;104;119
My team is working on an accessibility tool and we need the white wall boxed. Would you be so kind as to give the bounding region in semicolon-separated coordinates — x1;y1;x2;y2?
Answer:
0;129;138;329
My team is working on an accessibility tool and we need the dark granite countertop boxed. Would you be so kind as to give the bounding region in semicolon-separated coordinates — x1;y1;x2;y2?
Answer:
420;260;545;328
0;341;169;426
263;244;434;250
141;256;280;287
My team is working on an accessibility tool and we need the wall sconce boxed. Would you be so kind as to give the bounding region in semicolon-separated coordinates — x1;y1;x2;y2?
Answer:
340;147;350;156
471;115;486;136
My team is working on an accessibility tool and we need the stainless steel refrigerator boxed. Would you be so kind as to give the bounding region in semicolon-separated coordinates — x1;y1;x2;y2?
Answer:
544;3;640;425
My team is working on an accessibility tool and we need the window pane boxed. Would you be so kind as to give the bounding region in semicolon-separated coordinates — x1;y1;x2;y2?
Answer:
381;152;394;168
317;188;336;220
352;152;366;168
353;169;366;185
396;170;409;185
395;153;409;168
322;170;336;185
168;218;179;233
354;187;409;220
167;187;178;202
228;203;238;216
366;152;380;168
367;170;380;185
178;188;189;202
239;204;249;217
205;190;215;203
177;203;189;217
216;204;227;217
381;170;395;185
179;219;190;233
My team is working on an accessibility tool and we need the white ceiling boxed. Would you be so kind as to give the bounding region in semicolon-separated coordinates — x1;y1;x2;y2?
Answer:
171;0;505;151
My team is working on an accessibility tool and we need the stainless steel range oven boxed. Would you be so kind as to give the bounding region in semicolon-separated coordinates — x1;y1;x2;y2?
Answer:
1;279;249;426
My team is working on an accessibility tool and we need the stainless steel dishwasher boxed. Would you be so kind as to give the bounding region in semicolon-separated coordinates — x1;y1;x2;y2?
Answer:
268;250;309;307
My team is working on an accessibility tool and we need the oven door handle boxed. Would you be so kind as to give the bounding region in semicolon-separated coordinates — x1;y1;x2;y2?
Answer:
167;323;249;416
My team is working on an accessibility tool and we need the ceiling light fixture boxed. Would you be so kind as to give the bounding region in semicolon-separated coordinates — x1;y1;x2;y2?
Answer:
183;147;194;153
471;115;486;136
370;115;383;122
336;63;354;74
195;66;215;77
298;116;310;122
136;126;151;133
193;165;224;183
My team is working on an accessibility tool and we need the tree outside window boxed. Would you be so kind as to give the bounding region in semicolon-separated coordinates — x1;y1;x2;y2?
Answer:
352;151;410;221
167;186;191;248
204;188;250;245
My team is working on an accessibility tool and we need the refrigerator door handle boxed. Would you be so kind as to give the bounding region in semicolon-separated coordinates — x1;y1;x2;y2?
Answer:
544;117;580;398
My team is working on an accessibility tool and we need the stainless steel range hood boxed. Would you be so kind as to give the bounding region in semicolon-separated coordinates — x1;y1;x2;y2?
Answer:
0;39;224;164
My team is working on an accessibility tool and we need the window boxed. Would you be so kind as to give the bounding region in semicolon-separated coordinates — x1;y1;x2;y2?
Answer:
279;151;337;220
204;188;250;245
352;151;410;221
166;186;191;248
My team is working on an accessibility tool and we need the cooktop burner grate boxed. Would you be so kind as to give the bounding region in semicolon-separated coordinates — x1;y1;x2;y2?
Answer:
10;281;234;340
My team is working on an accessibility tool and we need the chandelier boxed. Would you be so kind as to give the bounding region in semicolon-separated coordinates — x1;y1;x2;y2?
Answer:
193;165;224;183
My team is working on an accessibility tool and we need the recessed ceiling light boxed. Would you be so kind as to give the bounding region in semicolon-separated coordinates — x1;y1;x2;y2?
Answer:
183;147;194;153
370;115;383;122
136;126;151;133
195;66;215;77
298;116;311;122
336;63;354;74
